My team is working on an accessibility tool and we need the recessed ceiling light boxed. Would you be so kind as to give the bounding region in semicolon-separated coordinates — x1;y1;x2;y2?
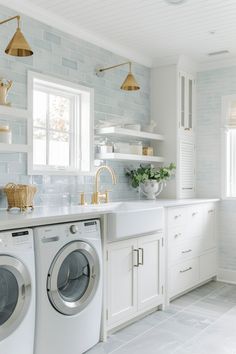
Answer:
165;0;187;4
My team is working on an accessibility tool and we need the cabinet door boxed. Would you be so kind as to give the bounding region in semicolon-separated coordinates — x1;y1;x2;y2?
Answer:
137;233;163;311
178;140;196;198
178;71;195;135
187;75;195;131
107;239;138;326
179;72;186;131
201;204;217;251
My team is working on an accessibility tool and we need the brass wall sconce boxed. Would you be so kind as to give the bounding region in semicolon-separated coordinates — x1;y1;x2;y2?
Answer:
0;15;33;57
96;61;140;91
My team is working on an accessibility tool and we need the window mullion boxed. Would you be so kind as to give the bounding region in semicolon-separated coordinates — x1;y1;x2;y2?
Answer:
46;93;50;166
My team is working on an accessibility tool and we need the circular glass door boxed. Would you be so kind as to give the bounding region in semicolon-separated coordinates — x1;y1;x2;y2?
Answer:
0;255;31;341
47;241;100;315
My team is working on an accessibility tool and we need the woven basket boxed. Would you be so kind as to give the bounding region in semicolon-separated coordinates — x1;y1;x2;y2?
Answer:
4;183;37;211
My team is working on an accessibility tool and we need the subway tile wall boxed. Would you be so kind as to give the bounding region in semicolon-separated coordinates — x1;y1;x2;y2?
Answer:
196;66;236;271
0;5;150;207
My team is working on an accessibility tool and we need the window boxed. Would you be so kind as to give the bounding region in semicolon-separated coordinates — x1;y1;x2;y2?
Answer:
222;95;236;198
28;72;94;175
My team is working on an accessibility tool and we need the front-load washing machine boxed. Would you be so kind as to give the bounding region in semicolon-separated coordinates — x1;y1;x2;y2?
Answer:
34;219;102;354
0;228;35;354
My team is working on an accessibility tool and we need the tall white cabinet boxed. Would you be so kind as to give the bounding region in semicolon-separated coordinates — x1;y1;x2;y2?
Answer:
151;57;196;199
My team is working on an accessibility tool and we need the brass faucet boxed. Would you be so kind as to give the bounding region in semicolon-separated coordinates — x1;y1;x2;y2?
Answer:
92;165;117;204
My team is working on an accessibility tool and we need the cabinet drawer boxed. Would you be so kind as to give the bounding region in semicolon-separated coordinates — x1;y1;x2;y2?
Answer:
187;205;203;237
168;226;185;245
200;250;217;282
169;258;199;298
169;237;201;264
168;207;187;228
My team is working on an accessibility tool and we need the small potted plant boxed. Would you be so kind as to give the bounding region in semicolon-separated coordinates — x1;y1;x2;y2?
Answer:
126;163;176;199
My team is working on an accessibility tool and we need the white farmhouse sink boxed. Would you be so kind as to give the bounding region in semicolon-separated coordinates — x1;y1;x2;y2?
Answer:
107;201;164;241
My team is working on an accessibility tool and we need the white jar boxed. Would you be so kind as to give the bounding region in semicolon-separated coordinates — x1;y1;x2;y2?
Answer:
0;125;12;144
130;141;142;155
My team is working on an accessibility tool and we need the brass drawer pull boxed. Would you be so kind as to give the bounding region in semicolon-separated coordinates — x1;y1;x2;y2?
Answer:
138;248;144;266
182;249;192;254
133;249;139;267
180;267;192;273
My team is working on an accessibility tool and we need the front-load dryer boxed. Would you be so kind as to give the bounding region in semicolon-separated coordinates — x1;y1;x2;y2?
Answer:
0;229;35;354
34;219;102;354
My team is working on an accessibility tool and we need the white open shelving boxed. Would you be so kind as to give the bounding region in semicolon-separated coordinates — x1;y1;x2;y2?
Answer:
0;105;29;120
96;126;164;163
95;152;164;163
0;143;29;153
0;106;30;153
96;127;164;141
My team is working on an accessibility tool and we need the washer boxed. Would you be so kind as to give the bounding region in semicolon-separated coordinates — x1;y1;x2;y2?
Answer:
34;219;102;354
0;229;35;354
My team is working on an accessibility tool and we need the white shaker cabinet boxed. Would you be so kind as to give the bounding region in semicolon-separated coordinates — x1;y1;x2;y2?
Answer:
151;57;196;199
106;232;164;330
106;239;138;326
167;202;218;300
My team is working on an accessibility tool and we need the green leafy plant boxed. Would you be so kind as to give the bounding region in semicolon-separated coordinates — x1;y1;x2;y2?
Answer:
126;163;176;189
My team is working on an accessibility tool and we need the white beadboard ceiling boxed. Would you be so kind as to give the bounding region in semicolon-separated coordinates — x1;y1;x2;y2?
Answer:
2;0;236;67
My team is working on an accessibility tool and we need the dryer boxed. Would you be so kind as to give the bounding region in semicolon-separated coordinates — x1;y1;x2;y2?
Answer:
34;219;102;354
0;229;35;354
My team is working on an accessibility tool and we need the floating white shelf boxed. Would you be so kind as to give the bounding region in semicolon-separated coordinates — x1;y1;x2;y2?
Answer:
96;127;164;141
0;106;29;120
0;143;29;153
96;152;164;163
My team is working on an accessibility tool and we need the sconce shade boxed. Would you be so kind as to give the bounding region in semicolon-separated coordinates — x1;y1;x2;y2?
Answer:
120;72;140;91
5;28;33;57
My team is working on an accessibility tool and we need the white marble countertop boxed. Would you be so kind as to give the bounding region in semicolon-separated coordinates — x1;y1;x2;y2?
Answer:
0;198;219;231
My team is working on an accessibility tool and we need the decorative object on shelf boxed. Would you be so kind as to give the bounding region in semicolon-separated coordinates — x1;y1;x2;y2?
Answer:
126;163;176;199
130;141;143;155
0;15;33;57
0;125;12;143
113;142;130;154
95;120;120;129
96;138;113;154
143;146;154;156
0;79;13;106
124;123;141;131
143;120;157;133
4;183;37;211
95;61;140;91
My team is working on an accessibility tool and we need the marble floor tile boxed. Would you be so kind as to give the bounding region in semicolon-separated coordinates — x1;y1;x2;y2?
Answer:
87;281;236;354
175;306;236;354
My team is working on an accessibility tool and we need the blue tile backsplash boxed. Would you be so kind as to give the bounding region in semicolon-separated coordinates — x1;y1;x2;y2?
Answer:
0;5;150;207
196;66;236;272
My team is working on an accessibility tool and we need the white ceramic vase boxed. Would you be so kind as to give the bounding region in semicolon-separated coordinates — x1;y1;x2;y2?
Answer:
140;180;164;200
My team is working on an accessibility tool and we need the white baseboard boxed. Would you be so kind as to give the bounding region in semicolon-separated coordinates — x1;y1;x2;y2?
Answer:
217;268;236;284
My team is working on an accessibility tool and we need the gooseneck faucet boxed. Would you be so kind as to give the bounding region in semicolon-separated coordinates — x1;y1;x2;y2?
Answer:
92;165;117;204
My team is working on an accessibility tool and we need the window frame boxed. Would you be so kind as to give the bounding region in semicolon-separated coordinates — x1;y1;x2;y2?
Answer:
27;71;94;176
221;94;236;199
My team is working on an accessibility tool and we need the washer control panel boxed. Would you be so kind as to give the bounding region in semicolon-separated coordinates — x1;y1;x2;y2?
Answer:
69;220;100;239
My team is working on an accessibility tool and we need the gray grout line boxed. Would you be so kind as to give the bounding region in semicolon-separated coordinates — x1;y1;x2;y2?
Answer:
109;282;231;354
